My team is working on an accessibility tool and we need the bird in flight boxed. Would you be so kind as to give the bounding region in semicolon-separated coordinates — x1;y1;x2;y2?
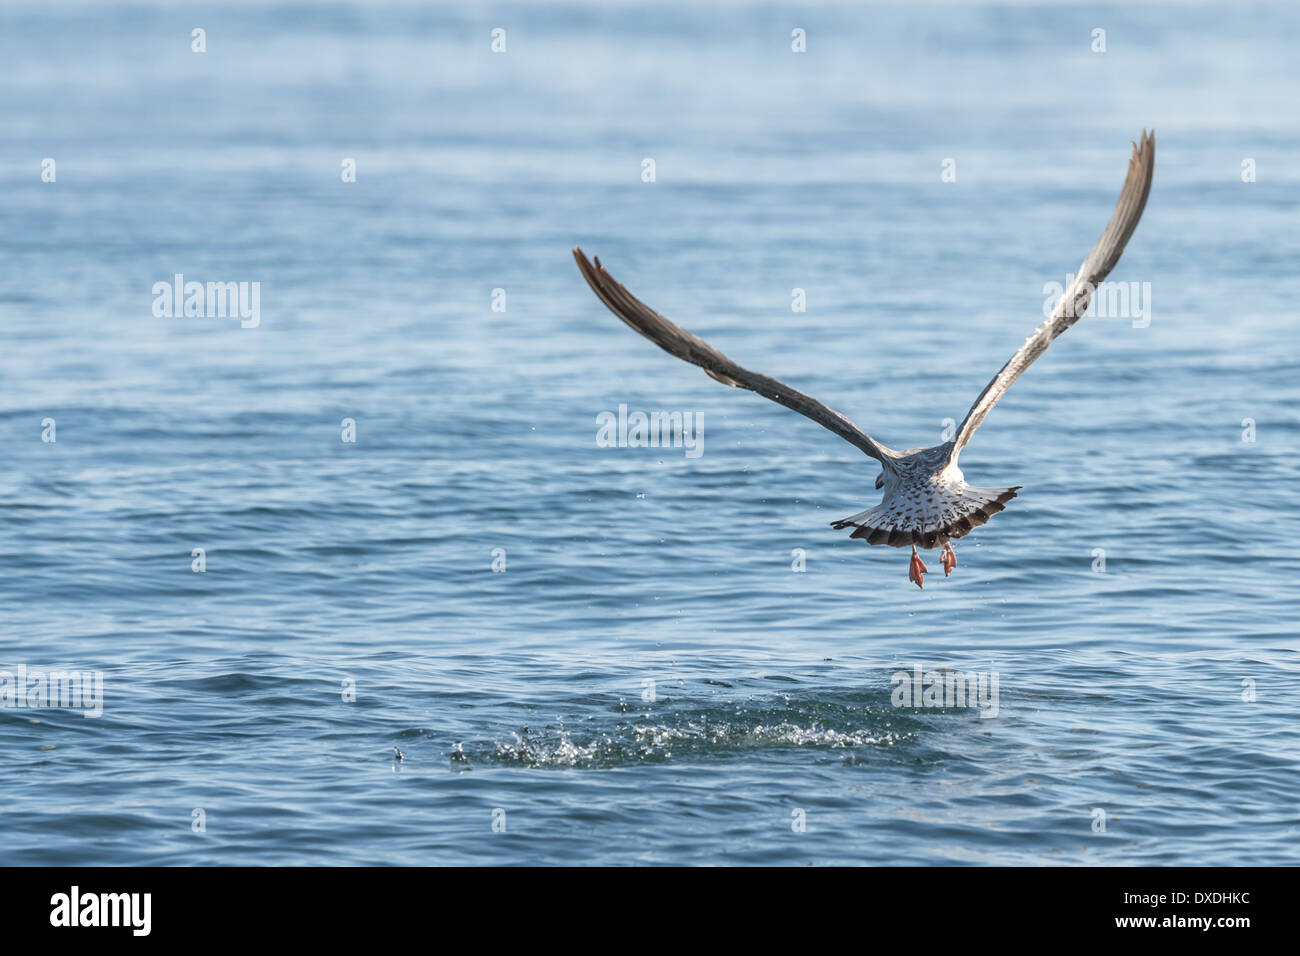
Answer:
574;131;1154;587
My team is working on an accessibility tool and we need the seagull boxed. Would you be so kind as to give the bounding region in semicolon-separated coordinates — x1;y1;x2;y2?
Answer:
574;131;1154;587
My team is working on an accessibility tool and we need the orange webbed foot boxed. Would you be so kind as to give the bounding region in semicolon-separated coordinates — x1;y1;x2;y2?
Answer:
941;542;956;577
909;546;928;589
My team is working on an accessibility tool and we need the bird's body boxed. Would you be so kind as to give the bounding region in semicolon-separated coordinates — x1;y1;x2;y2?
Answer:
828;443;1019;550
575;132;1155;586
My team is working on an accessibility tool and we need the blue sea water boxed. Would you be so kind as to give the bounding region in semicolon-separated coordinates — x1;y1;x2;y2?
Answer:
1;0;1298;866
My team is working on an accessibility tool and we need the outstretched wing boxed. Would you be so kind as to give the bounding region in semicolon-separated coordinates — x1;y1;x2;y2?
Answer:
574;248;891;462
949;130;1155;458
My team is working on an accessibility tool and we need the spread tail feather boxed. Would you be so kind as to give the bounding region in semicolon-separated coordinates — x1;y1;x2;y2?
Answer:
831;485;1020;548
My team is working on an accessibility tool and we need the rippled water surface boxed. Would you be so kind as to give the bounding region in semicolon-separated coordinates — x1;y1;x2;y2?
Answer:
2;0;1298;865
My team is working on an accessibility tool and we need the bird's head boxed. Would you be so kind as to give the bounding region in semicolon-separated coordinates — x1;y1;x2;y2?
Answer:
875;471;885;490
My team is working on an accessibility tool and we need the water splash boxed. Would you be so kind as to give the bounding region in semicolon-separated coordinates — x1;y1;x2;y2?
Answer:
478;693;915;769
